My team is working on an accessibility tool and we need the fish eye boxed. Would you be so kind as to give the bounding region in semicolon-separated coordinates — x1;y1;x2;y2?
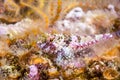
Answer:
74;10;80;12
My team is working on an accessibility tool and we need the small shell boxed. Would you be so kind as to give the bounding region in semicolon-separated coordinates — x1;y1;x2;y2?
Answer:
103;68;119;79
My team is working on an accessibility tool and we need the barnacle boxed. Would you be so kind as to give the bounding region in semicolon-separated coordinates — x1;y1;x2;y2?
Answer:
0;65;21;79
103;68;120;79
85;57;120;79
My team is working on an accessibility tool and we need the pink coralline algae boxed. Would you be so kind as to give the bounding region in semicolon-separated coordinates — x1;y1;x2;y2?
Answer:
29;65;39;80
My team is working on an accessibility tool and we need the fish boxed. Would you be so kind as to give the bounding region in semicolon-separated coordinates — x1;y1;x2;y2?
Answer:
74;30;120;56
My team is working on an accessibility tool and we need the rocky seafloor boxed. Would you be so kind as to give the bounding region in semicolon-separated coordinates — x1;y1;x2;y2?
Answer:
0;0;120;80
